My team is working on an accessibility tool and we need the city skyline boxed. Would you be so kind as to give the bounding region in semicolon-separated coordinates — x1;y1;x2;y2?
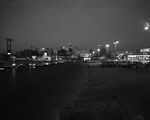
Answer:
0;0;150;53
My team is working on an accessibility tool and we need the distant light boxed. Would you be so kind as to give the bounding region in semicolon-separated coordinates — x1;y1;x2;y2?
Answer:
106;44;109;47
45;62;49;65
145;26;149;30
12;63;16;66
97;49;100;51
32;56;36;59
114;41;119;44
7;52;11;55
0;68;4;70
145;22;149;30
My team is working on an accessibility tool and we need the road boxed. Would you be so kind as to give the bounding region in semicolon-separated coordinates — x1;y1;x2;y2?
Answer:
0;62;87;120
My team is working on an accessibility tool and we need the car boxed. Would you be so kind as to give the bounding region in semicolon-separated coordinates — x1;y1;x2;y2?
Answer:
35;62;45;67
144;62;150;68
51;60;58;65
101;61;117;67
88;60;102;67
28;62;36;67
131;62;145;69
118;61;128;67
101;61;111;67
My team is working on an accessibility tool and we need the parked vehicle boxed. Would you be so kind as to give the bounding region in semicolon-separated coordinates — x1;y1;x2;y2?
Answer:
101;61;116;67
88;60;102;67
132;62;145;69
118;61;129;67
144;62;150;68
57;60;65;63
51;60;58;65
35;62;45;67
44;62;51;66
126;61;133;68
28;62;36;67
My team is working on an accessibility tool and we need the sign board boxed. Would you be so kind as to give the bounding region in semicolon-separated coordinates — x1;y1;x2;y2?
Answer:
140;48;150;52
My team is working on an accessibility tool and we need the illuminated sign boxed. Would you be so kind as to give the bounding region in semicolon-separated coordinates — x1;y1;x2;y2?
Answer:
80;53;90;58
140;48;150;52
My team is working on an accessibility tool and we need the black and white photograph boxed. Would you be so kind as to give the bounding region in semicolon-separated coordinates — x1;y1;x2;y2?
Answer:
0;0;150;120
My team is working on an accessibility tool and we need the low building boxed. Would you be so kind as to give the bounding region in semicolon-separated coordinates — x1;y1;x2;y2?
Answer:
116;48;150;63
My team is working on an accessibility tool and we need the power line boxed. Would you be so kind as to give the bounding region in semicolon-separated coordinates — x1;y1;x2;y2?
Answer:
117;26;143;40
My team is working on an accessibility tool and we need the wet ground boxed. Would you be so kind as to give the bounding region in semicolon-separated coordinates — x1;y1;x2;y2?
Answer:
0;62;87;120
60;66;150;120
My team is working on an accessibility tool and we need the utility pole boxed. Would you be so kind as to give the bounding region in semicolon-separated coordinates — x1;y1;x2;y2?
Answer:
5;38;13;62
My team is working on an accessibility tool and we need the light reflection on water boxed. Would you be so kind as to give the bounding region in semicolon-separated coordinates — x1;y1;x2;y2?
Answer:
11;68;17;89
28;67;35;81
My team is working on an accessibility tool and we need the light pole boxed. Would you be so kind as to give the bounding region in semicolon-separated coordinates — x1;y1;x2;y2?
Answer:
145;22;149;31
92;51;95;57
97;44;102;57
106;44;109;58
144;22;150;71
97;49;100;57
113;40;119;53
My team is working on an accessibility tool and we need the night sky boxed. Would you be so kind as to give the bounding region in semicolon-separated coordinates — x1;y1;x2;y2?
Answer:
0;0;150;53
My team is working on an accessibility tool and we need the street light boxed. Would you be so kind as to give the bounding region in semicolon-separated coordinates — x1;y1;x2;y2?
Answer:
92;51;95;57
113;40;119;53
97;49;100;57
106;44;109;57
145;22;149;31
144;22;150;71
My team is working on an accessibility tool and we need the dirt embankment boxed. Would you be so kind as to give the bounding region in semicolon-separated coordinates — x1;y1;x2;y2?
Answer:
59;67;150;120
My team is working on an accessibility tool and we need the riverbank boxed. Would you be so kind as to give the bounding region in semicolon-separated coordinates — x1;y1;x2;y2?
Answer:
59;67;150;120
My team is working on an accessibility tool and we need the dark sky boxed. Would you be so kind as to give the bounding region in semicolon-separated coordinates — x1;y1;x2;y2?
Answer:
0;0;150;53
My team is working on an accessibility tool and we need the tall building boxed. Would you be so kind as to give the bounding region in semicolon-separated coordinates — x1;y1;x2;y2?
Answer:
68;43;73;55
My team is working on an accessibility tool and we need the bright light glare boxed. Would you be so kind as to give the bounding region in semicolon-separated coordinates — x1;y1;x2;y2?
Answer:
145;26;149;30
7;53;11;55
0;68;4;70
114;41;119;44
45;63;49;65
97;49;100;51
12;63;16;66
145;22;149;30
106;44;109;47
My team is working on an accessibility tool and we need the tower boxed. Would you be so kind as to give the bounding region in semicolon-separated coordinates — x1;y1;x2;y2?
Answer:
5;38;13;62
